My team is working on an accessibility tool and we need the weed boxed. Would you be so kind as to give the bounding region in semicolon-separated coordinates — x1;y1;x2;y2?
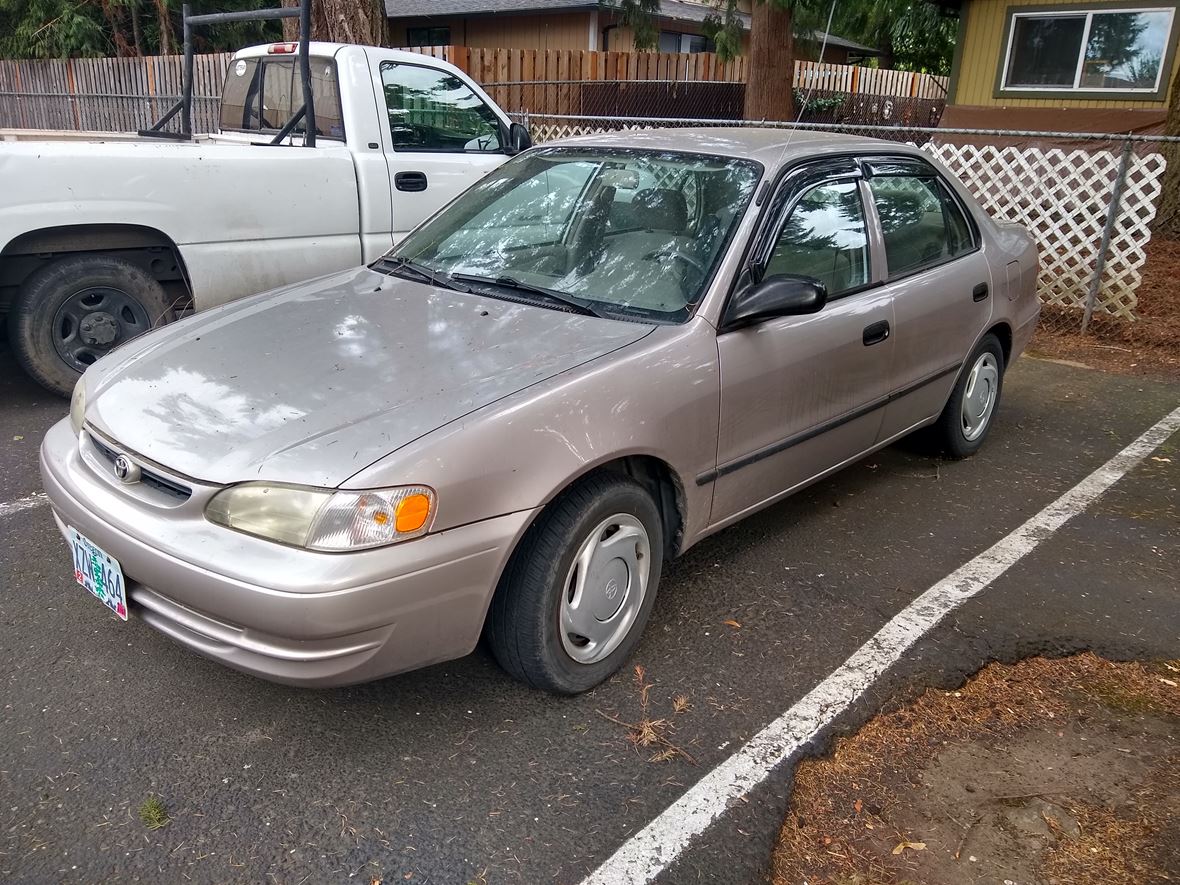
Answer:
137;795;169;830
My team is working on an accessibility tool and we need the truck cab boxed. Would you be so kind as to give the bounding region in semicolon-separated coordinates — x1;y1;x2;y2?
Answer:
0;42;529;396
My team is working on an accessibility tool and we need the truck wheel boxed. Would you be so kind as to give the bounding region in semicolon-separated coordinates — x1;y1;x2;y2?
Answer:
487;473;664;694
7;254;175;397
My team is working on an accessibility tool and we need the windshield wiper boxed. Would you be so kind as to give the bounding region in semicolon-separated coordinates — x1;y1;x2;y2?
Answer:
449;273;606;319
374;256;469;292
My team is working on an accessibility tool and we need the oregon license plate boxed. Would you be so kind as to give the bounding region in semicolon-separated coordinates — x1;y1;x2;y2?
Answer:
68;527;128;621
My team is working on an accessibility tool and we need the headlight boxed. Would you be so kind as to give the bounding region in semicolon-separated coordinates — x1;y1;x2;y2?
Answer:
70;379;87;434
205;483;436;551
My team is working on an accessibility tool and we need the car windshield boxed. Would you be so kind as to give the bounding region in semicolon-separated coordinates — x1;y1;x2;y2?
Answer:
387;147;762;322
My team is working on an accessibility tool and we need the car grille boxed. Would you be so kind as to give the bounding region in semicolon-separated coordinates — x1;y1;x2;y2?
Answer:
88;433;193;503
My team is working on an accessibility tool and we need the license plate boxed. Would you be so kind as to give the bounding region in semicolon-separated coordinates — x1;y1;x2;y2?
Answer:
68;527;128;621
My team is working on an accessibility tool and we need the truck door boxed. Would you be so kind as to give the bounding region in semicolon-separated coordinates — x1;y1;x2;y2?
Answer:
370;56;510;239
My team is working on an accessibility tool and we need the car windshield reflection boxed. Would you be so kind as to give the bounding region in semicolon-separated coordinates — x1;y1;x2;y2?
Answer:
386;147;762;322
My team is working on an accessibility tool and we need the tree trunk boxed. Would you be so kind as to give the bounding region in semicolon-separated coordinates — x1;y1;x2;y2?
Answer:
1151;61;1180;239
312;0;389;46
130;1;145;56
744;0;795;122
281;0;300;42
154;0;173;55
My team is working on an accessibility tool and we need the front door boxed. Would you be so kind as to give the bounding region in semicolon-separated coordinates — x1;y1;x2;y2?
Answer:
711;173;895;526
374;58;509;239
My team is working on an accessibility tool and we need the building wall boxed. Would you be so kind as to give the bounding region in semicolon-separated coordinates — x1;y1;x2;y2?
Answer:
393;12;594;51
951;0;1179;108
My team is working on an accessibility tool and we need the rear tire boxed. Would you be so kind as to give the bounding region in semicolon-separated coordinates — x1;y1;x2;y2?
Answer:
7;254;175;397
487;473;664;694
932;333;1005;459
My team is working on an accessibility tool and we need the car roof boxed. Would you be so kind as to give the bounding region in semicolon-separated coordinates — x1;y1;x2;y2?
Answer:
540;127;926;169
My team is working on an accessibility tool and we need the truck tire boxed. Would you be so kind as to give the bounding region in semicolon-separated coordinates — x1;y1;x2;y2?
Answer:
8;254;175;397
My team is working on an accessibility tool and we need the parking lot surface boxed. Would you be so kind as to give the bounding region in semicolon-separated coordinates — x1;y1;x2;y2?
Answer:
2;344;1177;884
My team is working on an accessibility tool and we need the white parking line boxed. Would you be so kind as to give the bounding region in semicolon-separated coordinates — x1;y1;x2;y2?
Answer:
0;492;49;520
581;403;1180;885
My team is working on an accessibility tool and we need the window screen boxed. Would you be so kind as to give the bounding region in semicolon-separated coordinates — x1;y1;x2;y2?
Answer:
406;26;451;46
1003;8;1175;92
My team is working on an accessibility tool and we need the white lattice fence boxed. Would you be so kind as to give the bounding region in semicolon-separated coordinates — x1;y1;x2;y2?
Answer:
924;143;1166;320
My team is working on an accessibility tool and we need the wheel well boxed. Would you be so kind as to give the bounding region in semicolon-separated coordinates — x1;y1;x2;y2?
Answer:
574;456;686;560
987;322;1013;367
0;224;192;314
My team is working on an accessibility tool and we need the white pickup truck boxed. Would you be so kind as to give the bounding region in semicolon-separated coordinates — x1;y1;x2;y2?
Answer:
0;41;529;395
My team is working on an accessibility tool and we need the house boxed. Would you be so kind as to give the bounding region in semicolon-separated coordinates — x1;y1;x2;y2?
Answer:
384;0;879;63
936;0;1179;134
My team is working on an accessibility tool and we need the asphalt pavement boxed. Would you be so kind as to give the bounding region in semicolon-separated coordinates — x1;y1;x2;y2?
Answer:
1;343;1177;885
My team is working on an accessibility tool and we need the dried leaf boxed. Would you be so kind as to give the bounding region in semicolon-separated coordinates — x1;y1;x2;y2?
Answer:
723;619;741;629
853;798;863;814
1160;678;1178;687
892;841;927;855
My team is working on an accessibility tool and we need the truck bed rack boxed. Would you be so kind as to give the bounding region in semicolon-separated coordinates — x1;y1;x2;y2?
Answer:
139;1;316;147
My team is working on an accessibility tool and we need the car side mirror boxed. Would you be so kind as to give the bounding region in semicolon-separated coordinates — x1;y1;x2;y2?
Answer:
721;275;827;332
505;122;532;155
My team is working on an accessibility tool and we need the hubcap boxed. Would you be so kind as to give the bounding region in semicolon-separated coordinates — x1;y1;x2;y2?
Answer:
559;513;650;665
961;352;999;442
52;287;153;372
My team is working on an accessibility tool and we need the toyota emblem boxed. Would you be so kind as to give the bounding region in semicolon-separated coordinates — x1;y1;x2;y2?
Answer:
113;454;141;484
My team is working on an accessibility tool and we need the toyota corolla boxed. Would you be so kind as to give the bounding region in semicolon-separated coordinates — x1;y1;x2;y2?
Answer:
41;129;1039;694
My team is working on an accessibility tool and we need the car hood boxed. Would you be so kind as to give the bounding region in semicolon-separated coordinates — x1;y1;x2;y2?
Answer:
86;267;653;487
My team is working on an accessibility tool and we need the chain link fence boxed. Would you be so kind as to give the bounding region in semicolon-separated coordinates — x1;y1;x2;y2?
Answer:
482;79;946;131
517;112;1180;364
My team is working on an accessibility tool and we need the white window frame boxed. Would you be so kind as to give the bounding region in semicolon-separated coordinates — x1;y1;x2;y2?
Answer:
999;5;1176;93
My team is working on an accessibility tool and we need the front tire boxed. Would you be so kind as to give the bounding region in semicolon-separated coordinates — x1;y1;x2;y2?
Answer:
487;473;664;694
932;333;1005;459
7;254;175;397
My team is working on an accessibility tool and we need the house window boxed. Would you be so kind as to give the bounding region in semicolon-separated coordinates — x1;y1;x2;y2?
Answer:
405;26;451;46
657;30;716;53
1001;6;1176;94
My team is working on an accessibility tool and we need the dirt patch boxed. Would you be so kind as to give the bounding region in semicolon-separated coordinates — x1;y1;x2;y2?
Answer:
1031;237;1180;379
770;654;1180;885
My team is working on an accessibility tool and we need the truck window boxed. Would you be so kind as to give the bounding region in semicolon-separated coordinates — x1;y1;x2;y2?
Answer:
380;61;502;152
220;57;345;140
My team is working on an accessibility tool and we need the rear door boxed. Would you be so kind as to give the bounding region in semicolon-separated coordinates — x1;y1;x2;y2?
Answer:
710;162;895;526
370;56;511;239
864;158;993;441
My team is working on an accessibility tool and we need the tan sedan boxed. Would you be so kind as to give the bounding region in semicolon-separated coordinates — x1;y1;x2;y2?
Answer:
41;129;1039;693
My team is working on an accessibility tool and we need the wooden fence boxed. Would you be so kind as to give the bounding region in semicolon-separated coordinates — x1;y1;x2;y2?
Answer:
793;60;948;99
0;48;943;134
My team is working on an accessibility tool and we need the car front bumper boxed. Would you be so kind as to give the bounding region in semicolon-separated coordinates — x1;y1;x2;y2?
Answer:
40;418;536;687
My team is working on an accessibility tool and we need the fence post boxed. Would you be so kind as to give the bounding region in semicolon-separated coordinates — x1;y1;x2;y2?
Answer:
1081;137;1134;334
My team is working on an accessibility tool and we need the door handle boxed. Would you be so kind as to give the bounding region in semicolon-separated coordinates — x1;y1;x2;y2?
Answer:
972;282;989;302
395;171;428;192
863;320;890;346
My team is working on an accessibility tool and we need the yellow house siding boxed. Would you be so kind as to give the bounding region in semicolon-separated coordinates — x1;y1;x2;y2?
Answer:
954;0;1178;108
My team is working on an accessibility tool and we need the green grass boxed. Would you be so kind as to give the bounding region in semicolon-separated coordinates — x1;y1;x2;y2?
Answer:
137;795;169;830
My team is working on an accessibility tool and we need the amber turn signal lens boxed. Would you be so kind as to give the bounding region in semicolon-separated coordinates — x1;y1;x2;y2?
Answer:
394;493;432;533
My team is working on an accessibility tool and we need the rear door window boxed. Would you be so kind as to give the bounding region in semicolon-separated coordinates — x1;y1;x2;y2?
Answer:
867;174;975;278
220;57;345;140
